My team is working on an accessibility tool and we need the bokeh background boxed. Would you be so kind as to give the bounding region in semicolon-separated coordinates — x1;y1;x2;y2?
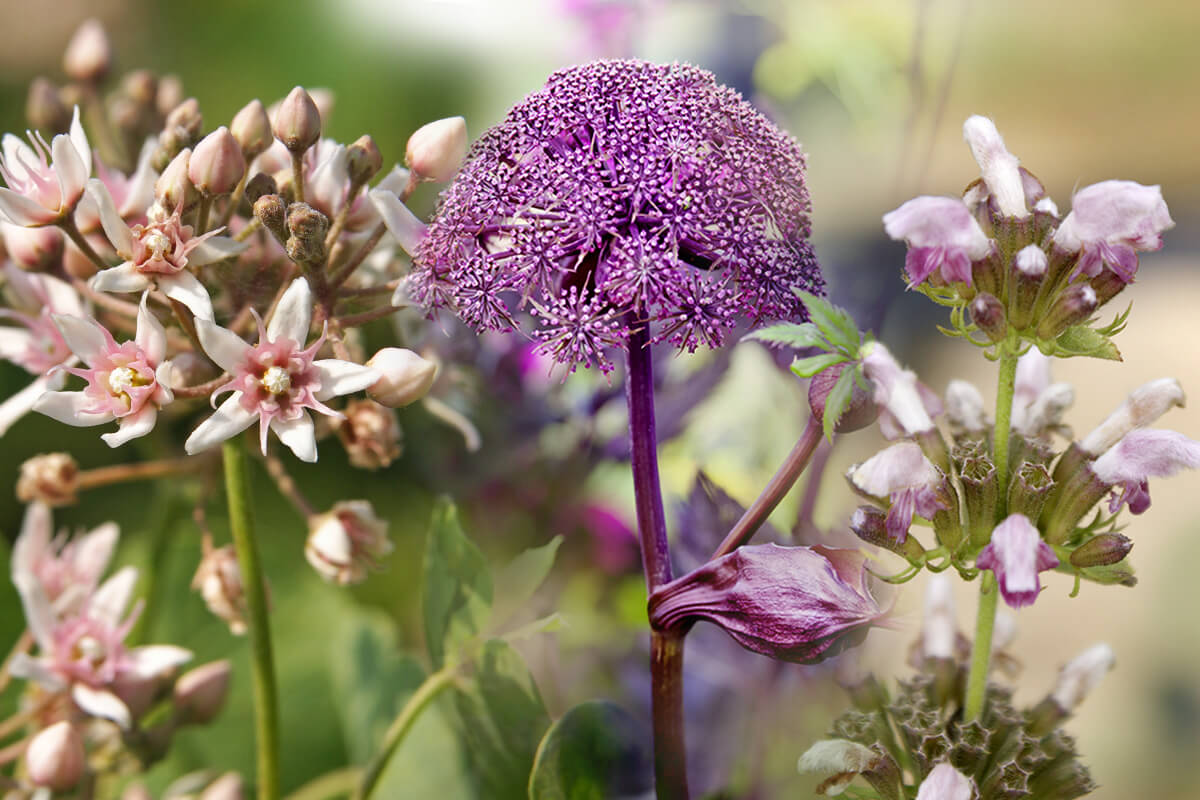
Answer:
1;1;1199;797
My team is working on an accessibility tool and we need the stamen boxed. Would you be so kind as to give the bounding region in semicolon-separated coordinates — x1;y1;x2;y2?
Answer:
108;366;136;395
260;366;292;395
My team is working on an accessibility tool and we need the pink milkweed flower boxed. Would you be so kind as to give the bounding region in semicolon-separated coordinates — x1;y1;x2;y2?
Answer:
9;566;192;728
0;262;85;436
1091;428;1200;514
33;295;174;447
184;277;379;462
12;502;118;617
0;107;92;227
85;179;246;320
1052;180;1174;282
882;196;992;287
860;341;942;438
915;762;975;800
848;442;947;542
975;514;1059;609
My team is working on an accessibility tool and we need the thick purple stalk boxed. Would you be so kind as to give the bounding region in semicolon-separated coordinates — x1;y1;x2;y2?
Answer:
625;324;688;800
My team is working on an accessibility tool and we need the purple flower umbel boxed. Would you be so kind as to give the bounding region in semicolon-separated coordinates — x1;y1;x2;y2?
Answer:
411;60;822;372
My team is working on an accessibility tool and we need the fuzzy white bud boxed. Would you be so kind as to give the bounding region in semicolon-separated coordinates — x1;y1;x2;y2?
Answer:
963;115;1028;219
1014;244;1048;277
365;348;438;408
26;721;85;791
1080;378;1186;455
944;380;988;433
406;116;467;182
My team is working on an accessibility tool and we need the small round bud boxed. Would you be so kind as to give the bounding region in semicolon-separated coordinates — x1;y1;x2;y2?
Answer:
1069;533;1134;568
337;399;402;470
164;98;204;145
253;194;288;242
231;99;273;162
155;147;197;212
173;660;232;725
3;223;64;272
63;19;112;83
16;452;79;506
189;127;246;197
244;172;278;206
272;87;322;154
25;721;85;791
346;134;383;186
284;202;329;263
191;545;248;635
26;77;72;134
305;500;393;585
406;116;467;182
1014;244;1048;278
365;348;438;408
120;70;159;107
201;772;246;800
156;74;185;117
969;292;1007;342
808;362;877;434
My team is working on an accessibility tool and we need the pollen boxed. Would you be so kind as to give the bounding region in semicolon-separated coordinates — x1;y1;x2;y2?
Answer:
260;365;292;395
107;366;136;395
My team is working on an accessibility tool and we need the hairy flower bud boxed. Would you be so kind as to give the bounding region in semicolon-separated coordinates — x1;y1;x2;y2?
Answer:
365;348;438;408
26;77;72;134
165;98;204;146
1069;533;1133;568
1080;378;1186;455
189;127;246;196
305;501;393;585
337;399;402;470
1010;244;1047;329
284;202;329;263
969;292;1007;342
253;193;288;242
944;379;987;436
406;116;468;182
230;99;273;161
273;87;322;154
192;545;249;635
347;134;383;186
808;362;877;434
173;660;232;725
63;19;112;83
649;544;883;663
963;115;1027;219
16;452;80;506
25;721;85;790
1036;284;1097;339
155;148;197;212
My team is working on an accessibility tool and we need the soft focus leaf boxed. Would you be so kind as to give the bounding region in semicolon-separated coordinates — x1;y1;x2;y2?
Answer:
371;692;474;800
423;499;492;668
491;535;562;629
823;362;857;441
528;700;652;800
796;291;860;352
1052;326;1122;361
791;352;848;379
744;322;825;349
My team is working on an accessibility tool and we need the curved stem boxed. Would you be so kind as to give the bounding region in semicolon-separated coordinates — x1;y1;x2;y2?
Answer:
625;327;688;800
223;440;280;800
58;216;109;272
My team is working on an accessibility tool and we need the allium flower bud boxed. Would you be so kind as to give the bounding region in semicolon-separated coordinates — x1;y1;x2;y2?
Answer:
63;19;112;83
305;500;393;585
16;452;80;506
230;99;273;161
3;223;64;271
406;117;468;182
649;544;883;663
1080;377;1186;456
975;514;1058;609
915;762;975;800
944;379;987;435
253;193;287;242
365;347;438;408
337;399;402;470
1036;284;1097;339
25;721;85;790
1051;642;1115;712
285;202;329;263
273;87;322;154
201;772;246;800
963;115;1027;218
26;77;72;134
173;660;232;725
192;545;248;635
1069;533;1133;568
968;292;1006;342
808;362;877;434
189;127;246;196
156;148;197;212
347;134;383;186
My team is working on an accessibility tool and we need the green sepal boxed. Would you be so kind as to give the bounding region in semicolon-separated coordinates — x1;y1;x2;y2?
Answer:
791;352;848;379
1047;325;1122;361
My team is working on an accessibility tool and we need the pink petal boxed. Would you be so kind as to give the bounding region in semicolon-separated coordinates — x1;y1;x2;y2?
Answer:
85;178;133;256
67;106;92;177
72;684;132;728
0;187;59;226
33;390;114;427
134;294;167;365
1092;429;1200;484
883;196;991;259
90;566;138;625
50;129;89;211
188;234;248;266
369;188;428;256
101;405;158;447
127;645;193;680
916;763;975;800
0;376;54;436
52;315;110;367
90;262;151;293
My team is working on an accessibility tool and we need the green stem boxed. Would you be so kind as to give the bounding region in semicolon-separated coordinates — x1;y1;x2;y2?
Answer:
962;343;1019;721
355;665;458;800
284;767;361;800
223;440;281;800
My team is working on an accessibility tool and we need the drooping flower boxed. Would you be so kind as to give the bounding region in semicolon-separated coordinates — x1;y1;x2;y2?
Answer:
0;107;91;227
85;180;244;320
882;196;992;287
389;60;822;372
11;502;118;617
305;500;393;585
33;295;174;447
1053;180;1174;282
184;277;379;461
975;514;1059;609
848;441;947;542
1091;428;1200;514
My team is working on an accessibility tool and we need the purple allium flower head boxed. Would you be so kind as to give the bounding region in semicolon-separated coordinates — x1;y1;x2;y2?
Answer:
411;60;822;373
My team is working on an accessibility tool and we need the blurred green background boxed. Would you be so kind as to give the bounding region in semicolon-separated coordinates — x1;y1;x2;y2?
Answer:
1;1;1199;797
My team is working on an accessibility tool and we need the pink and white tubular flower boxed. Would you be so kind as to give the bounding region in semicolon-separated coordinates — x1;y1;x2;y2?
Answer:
33;294;174;447
859;341;942;439
849;441;946;542
915;762;975;800
9;566;192;728
962;115;1028;219
12;501;118;617
85;178;246;320
975;514;1059;609
882;196;992;287
1010;348;1074;439
0;107;91;227
184;277;379;462
0;262;85;437
1052;180;1174;282
1091;428;1200;515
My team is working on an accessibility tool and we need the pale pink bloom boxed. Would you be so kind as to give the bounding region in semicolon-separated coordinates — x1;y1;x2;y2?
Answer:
74;138;158;235
1053;180;1174;282
1091;428;1200;514
963;115;1027;218
34;295;174;447
184;277;379;461
915;762;975;800
975;514;1058;609
1051;642;1115;712
1011;348;1073;438
860;341;941;438
2;221;64;271
85;179;246;320
305;500;393;585
11;502;117;616
1080;377;1185;455
9;566;192;728
0;263;85;436
0;107;91;227
849;441;946;542
882;196;991;287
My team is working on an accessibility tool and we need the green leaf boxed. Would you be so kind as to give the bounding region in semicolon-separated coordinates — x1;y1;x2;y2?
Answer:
528;700;652;800
491;536;563;630
790;352;848;379
423;498;492;668
1051;326;1122;361
452;639;551;797
1074;561;1137;587
743;322;825;350
795;291;860;352
822;362;857;441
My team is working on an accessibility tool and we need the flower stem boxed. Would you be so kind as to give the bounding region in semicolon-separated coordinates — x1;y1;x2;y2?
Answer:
58;216;109;272
625;325;688;800
222;439;280;800
963;343;1019;721
292;153;306;204
76;457;206;491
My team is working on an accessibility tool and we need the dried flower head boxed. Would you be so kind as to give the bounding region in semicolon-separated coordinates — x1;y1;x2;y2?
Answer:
409;60;822;372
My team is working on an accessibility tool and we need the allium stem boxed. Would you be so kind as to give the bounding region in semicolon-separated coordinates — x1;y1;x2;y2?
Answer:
625;326;689;800
222;439;281;800
964;344;1019;721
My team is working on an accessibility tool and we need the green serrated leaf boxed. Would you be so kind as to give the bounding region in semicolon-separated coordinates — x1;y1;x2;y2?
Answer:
795;291;860;352
743;322;826;350
822;362;856;441
790;352;848;379
1052;326;1122;361
528;700;652;800
423;498;492;668
491;536;563;631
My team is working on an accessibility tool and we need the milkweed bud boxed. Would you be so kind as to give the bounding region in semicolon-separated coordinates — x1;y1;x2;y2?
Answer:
273;87;322;154
230;99;273;161
155;148;197;212
63;19;111;83
365;348;438;408
26;77;72;134
347;134;383;186
406;116;467;182
3;223;63;272
174;660;232;725
189;127;246;197
285;202;329;263
192;545;249;635
164;98;204;145
337;399;402;470
253;194;287;242
201;772;246;800
26;721;85;791
16;452;79;506
305;501;393;585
